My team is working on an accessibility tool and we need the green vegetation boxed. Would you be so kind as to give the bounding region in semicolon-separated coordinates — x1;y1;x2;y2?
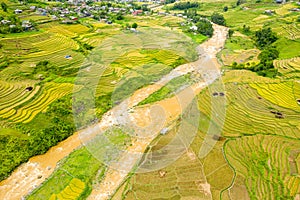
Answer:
27;147;106;200
0;95;75;181
27;127;132;199
0;2;196;181
255;27;278;49
171;2;199;10
1;2;8;12
184;32;207;44
1;1;300;200
225;135;300;199
196;19;214;37
131;22;138;29
229;28;280;77
139;74;192;106
211;12;226;26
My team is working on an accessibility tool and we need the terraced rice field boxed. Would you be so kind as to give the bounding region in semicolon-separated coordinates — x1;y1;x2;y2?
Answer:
115;115;233;200
225;135;300;199
249;81;300;112
18;33;83;68
27;147;105;200
40;23;90;37
27;127;133;199
198;77;300;139
274;57;300;78
123;152;211;200
95;49;187;97
277;24;300;40
274;3;295;16
49;178;86;200
0;81;81;123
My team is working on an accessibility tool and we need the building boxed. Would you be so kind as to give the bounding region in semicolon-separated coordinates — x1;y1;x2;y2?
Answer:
132;10;143;15
14;9;23;14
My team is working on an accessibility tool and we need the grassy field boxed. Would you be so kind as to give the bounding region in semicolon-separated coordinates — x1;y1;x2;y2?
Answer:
220;32;259;65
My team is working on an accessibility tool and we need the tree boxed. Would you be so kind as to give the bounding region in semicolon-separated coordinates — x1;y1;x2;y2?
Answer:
211;12;226;26
228;29;234;38
132;23;138;29
236;0;245;6
255;27;278;49
165;0;175;4
1;2;7;12
242;24;250;33
223;6;228;12
116;14;124;20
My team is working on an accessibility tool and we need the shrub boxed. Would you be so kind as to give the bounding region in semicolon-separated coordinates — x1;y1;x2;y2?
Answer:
196;19;213;37
211;12;226;26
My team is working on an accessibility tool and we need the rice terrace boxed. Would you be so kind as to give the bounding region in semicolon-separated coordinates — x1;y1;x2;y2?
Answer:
0;0;299;199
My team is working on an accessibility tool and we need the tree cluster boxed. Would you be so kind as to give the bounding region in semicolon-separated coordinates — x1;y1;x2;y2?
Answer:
165;0;176;4
254;27;278;49
211;12;226;26
171;2;200;10
0;95;75;181
196;19;213;37
1;2;8;12
231;28;279;77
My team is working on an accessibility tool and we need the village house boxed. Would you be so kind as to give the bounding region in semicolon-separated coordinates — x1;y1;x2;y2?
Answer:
1;20;11;25
290;8;300;12
69;16;78;20
190;25;198;31
14;9;23;14
132;10;143;15
264;10;275;15
30;6;36;11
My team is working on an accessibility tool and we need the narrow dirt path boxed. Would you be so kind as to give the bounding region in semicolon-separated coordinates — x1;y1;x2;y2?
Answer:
0;24;228;200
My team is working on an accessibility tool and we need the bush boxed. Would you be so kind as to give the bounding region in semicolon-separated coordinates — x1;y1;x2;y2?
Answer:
196;19;213;37
228;29;234;38
116;14;124;20
1;2;7;12
211;12;226;26
132;22;138;29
